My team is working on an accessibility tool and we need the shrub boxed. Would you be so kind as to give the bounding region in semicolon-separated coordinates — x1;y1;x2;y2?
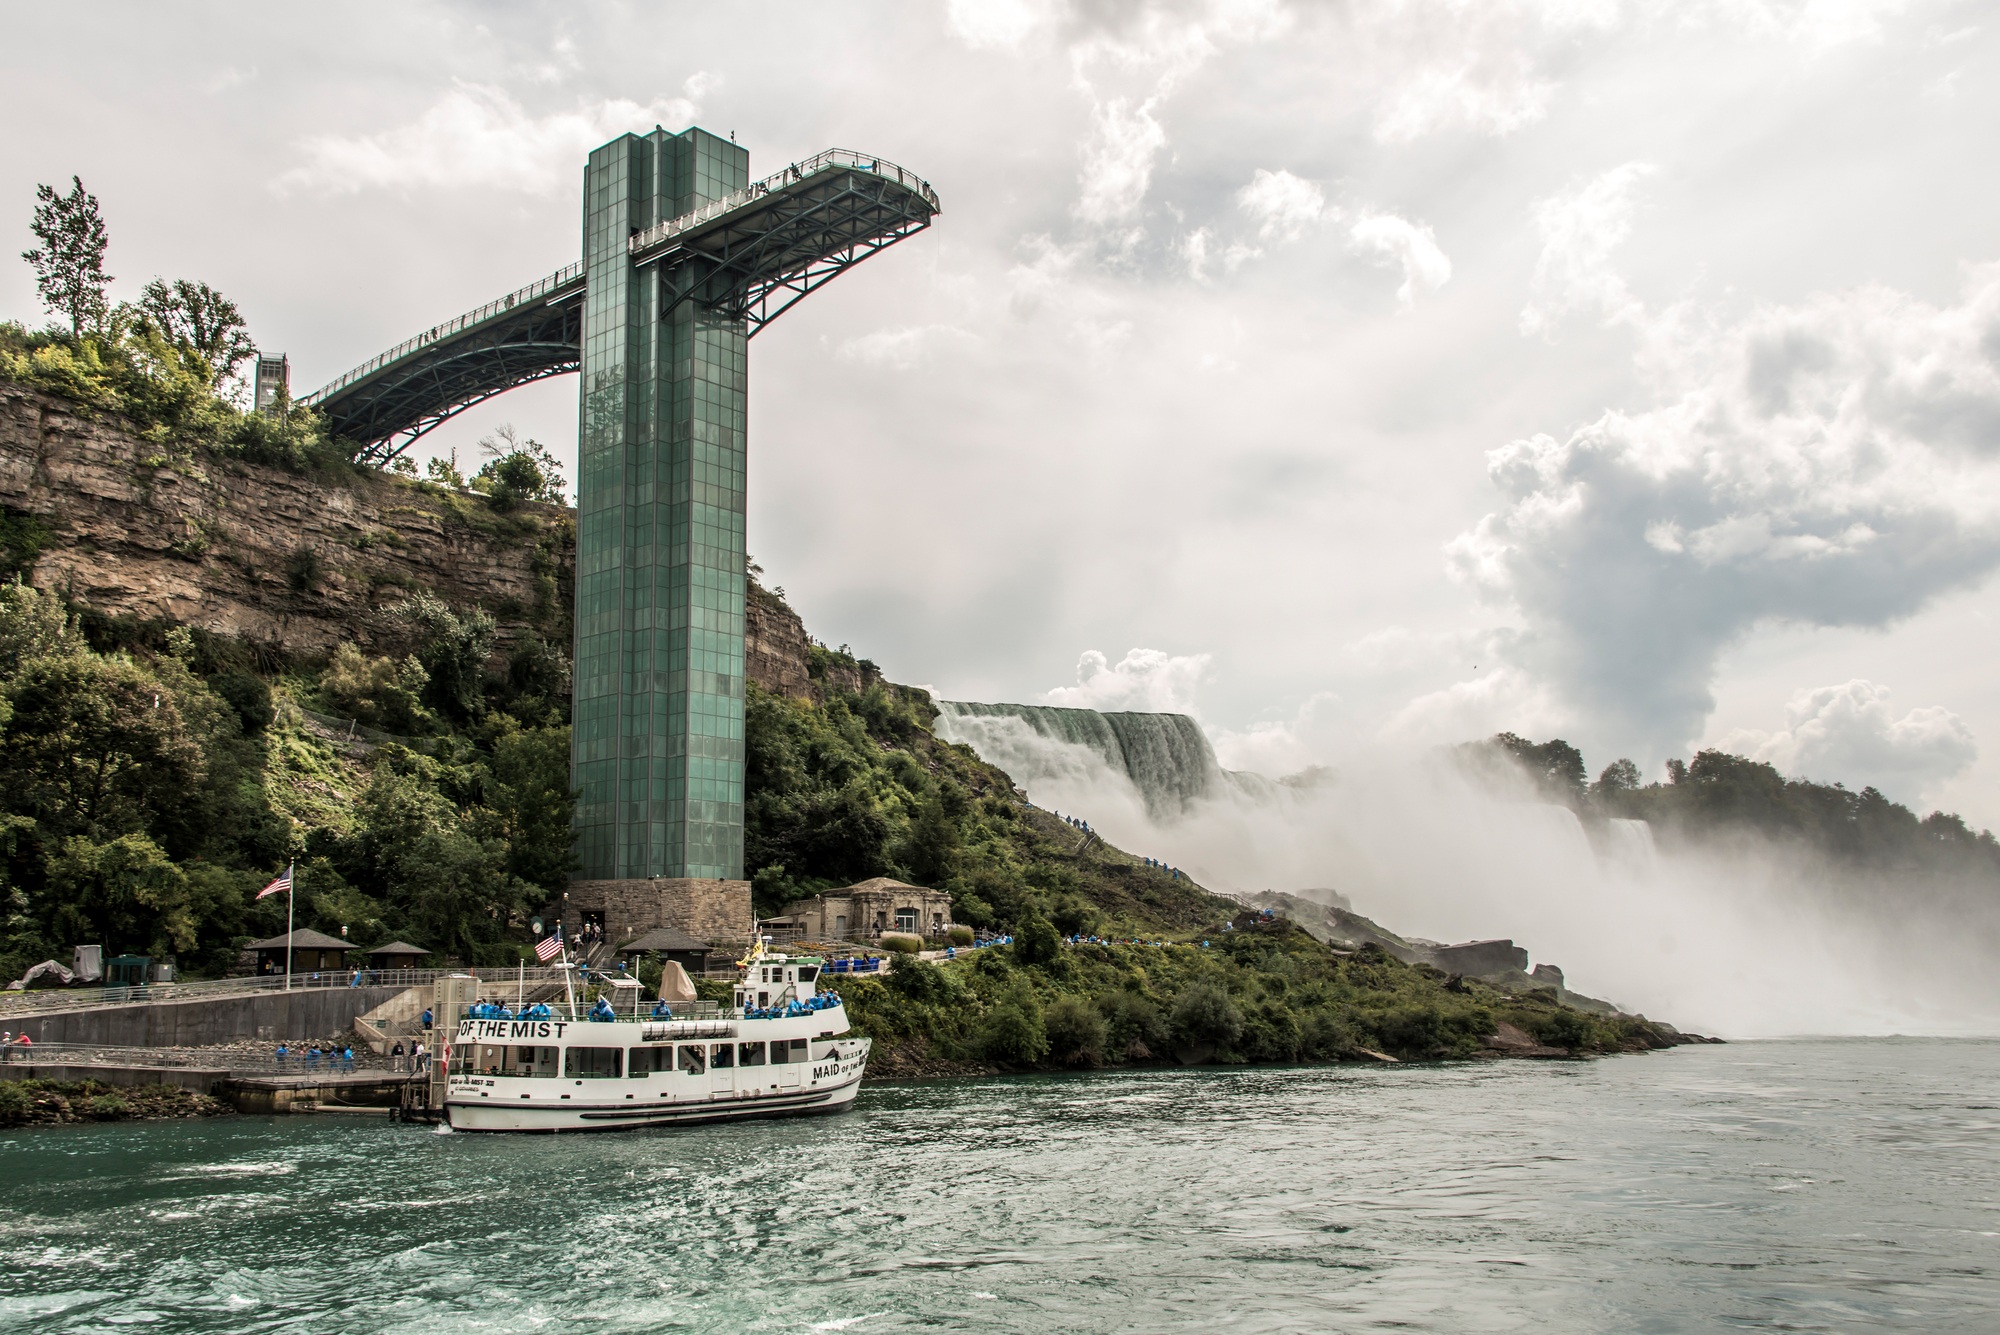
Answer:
878;933;922;955
946;924;974;947
1528;1008;1597;1052
84;1093;130;1119
208;668;273;734
978;994;1048;1066
1043;995;1107;1066
1099;990;1169;1059
319;643;427;732
1012;914;1064;967
0;1081;27;1124
1171;982;1245;1056
886;955;949;1003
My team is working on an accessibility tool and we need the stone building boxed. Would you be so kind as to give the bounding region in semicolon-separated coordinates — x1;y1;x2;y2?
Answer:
558;877;753;953
772;877;953;941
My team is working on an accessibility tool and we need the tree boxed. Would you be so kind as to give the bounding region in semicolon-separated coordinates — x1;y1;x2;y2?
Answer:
977;988;1049;1066
1592;758;1641;795
1170;982;1245;1055
486;726;576;893
0;578;82;677
391;592;495;722
23;177;112;337
135;278;254;387
1043;994;1108;1066
1491;732;1587;804
473;425;568;508
0;656;204;839
319;643;427;732
43;832;203;956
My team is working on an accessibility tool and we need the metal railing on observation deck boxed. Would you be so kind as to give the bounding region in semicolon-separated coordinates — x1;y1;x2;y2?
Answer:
300;262;586;406
627;148;939;259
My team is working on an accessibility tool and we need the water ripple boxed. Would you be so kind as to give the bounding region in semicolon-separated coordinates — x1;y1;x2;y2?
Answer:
1;1040;1997;1331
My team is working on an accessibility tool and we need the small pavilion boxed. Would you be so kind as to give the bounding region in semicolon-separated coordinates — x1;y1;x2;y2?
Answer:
365;940;430;969
246;929;354;975
616;927;713;976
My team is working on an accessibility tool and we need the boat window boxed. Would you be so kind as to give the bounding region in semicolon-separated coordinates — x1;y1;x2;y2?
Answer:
797;966;817;982
738;1041;766;1067
564;1046;622;1079
628;1047;672;1076
678;1044;706;1074
710;1043;734;1068
769;1038;808;1065
457;1044;508;1074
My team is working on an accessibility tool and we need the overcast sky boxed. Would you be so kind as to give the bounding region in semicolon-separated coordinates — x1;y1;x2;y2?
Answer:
8;0;2000;821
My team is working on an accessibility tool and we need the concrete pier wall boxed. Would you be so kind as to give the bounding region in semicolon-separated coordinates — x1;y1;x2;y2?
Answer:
0;1061;225;1094
5;985;408;1047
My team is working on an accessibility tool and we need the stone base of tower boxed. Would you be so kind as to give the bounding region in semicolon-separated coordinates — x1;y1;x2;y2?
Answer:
562;878;753;950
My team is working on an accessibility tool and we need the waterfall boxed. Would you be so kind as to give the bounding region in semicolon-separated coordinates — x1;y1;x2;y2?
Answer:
935;701;1236;818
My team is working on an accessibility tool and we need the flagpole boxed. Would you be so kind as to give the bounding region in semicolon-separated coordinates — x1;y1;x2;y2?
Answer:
284;862;295;991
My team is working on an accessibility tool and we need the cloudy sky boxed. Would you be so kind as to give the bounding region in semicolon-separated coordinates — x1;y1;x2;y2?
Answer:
8;0;2000;820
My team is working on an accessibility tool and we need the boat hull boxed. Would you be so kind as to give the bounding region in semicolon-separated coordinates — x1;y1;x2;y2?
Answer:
444;1037;870;1133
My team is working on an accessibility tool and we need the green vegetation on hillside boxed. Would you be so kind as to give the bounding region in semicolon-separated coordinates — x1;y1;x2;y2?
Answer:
0;578;575;983
841;922;1675;1073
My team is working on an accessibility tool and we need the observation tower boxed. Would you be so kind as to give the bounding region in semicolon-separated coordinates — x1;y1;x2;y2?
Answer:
301;128;939;899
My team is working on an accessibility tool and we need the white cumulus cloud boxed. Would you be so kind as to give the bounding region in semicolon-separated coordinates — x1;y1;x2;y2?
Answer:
1348;212;1453;305
1448;261;2000;761
273;77;713;196
1237;168;1332;241
1719;679;1976;800
1068;1;1288;227
1045;648;1214;713
1519;161;1656;335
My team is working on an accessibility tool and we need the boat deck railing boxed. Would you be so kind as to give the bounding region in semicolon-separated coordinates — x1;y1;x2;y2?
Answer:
455;993;845;1026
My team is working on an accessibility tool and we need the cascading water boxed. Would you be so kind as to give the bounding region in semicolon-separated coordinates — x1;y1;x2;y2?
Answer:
936;701;1236;817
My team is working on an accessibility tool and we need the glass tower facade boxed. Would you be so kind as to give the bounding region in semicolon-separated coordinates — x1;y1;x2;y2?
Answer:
574;128;752;881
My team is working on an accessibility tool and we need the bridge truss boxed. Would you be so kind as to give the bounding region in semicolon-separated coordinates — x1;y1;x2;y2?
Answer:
301;148;938;465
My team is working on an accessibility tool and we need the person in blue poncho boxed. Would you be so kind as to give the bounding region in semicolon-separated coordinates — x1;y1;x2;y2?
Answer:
590;996;617;1022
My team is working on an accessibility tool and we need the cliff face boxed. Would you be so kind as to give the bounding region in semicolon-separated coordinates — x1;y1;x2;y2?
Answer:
746;583;814;700
0;382;571;658
0;380;863;701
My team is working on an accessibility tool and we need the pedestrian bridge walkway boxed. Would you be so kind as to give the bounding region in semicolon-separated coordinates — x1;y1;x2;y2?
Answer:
299;147;938;464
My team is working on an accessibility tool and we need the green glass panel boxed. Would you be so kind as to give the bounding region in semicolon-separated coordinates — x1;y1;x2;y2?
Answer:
573;127;751;881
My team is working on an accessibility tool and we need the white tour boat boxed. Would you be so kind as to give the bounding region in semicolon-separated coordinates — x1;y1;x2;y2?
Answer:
442;944;870;1132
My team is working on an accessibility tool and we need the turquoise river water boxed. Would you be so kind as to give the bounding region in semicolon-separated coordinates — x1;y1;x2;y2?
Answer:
1;1039;1996;1333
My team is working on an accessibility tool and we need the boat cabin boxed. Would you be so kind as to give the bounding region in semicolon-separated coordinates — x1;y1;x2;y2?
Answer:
735;954;820;1012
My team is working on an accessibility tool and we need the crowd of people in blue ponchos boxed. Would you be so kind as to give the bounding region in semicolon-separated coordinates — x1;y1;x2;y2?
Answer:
467;1000;554;1020
273;1042;356;1072
1036;804;1188;882
732;992;843;1021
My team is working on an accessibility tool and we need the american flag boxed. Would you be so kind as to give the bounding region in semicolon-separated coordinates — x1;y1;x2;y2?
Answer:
257;865;293;900
535;928;563;963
